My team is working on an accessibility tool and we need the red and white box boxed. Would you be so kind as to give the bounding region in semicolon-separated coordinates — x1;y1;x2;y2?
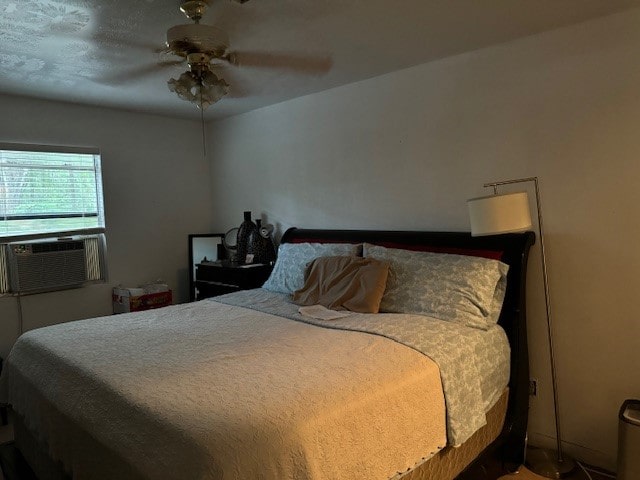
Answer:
112;284;172;314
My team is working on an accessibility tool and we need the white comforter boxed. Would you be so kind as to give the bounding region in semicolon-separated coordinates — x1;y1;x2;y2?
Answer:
217;289;510;446
1;298;449;480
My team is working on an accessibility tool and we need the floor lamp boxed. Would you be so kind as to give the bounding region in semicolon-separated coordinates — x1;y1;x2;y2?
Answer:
467;177;577;479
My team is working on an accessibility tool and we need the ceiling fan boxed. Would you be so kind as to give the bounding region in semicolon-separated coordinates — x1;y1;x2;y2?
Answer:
156;0;332;110
90;0;332;111
163;0;245;109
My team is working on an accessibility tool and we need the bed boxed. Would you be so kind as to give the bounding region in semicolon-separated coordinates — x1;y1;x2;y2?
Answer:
0;227;534;480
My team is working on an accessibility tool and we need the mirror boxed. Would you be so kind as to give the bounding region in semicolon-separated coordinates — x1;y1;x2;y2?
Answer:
188;233;224;301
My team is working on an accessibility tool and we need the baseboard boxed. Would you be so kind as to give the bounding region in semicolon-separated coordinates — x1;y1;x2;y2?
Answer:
527;432;615;473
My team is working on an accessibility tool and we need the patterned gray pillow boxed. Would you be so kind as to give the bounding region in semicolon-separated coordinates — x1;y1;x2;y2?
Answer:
363;243;509;330
262;242;362;294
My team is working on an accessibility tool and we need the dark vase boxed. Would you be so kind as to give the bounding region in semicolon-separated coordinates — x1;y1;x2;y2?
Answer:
236;211;257;264
247;219;277;264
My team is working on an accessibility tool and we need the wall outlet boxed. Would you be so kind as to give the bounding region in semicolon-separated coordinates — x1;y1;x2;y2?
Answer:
529;379;538;397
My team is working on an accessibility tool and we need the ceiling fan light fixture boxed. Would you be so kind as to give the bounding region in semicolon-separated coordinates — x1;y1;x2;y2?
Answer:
201;70;229;103
168;71;197;99
167;69;229;109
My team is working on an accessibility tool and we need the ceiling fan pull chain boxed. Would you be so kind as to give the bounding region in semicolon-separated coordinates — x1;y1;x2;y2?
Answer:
200;90;207;157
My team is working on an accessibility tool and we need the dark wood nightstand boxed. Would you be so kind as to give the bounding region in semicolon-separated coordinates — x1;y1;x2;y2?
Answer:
194;261;273;300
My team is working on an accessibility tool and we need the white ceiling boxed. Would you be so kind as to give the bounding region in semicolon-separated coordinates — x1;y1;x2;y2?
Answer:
1;0;639;121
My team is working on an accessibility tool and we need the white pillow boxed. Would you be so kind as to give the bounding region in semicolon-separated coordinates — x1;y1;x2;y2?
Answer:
363;243;509;330
262;242;362;294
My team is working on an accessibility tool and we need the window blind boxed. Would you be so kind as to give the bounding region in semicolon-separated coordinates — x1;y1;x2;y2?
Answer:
0;144;105;239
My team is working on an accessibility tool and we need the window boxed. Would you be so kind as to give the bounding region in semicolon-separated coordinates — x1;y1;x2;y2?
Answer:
0;143;105;240
0;144;107;294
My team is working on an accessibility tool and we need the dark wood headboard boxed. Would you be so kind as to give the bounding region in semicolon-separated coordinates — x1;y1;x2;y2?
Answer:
281;227;535;471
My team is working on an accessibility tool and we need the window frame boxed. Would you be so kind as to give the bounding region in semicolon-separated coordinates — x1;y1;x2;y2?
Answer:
0;143;106;242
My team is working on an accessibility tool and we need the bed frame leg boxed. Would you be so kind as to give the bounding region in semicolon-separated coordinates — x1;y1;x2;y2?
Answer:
500;429;527;473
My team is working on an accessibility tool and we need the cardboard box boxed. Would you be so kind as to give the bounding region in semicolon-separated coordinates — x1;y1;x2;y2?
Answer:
112;285;172;314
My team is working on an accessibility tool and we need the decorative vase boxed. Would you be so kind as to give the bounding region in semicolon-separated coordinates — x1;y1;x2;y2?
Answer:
247;219;277;264
236;211;257;264
222;227;239;262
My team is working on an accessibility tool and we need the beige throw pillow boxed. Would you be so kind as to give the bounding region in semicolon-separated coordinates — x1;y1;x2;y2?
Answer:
292;256;390;313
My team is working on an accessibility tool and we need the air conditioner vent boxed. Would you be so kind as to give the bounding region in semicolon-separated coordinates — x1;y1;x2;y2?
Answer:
26;241;85;254
0;235;107;294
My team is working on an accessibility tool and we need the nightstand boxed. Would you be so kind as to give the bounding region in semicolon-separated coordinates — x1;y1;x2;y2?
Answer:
194;261;273;300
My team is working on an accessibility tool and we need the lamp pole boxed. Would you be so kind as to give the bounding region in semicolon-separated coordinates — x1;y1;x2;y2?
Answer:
481;177;575;478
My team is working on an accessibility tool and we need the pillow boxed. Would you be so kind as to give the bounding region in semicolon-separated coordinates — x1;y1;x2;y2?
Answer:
262;242;362;294
368;241;504;260
363;243;509;330
292;256;390;313
487;273;508;325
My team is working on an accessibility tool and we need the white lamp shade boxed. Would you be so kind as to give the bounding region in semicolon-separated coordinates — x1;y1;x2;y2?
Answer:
467;191;533;236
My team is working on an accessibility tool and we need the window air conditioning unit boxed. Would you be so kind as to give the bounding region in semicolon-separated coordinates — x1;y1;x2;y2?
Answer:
0;235;107;294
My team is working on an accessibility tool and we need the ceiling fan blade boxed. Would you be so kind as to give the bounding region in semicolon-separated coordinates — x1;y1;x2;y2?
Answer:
159;58;187;67
94;60;184;85
57;28;166;54
223;51;332;75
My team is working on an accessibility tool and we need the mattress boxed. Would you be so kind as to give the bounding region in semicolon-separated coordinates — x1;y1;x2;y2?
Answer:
0;289;510;480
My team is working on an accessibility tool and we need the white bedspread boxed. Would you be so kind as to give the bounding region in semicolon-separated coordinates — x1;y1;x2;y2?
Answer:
0;299;448;480
216;289;511;446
